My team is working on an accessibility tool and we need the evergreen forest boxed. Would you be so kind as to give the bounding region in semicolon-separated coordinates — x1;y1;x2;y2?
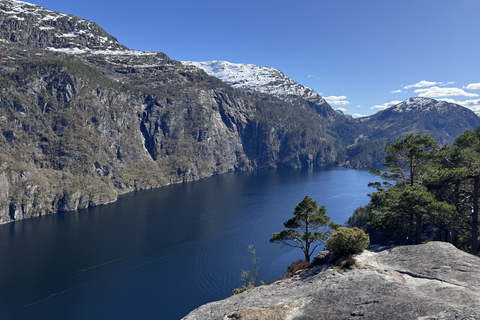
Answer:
348;127;480;256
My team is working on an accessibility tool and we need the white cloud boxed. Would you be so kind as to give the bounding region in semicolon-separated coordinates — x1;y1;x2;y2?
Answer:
403;80;437;89
325;95;347;101
466;83;480;90
461;99;480;114
414;86;479;98
440;81;455;86
325;95;349;105
371;100;402;110
335;108;347;112
352;113;368;118
308;75;321;80
391;89;403;93
437;98;458;104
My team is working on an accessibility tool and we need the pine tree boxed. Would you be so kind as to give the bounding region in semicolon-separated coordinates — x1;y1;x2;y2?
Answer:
445;129;480;254
369;134;439;244
270;196;339;262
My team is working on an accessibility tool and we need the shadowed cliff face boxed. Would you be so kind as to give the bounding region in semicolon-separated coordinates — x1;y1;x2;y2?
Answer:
183;242;480;320
1;1;479;223
0;41;341;223
0;1;344;224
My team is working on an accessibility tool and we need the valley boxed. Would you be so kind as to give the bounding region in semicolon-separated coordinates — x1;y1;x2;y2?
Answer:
0;0;479;224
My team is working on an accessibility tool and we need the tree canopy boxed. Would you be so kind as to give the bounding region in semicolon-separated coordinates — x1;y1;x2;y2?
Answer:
270;196;339;262
348;130;480;255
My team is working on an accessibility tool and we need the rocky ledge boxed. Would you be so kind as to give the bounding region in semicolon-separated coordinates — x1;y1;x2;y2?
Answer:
183;242;480;320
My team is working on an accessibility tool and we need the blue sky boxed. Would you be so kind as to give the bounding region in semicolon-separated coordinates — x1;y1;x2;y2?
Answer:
29;0;480;117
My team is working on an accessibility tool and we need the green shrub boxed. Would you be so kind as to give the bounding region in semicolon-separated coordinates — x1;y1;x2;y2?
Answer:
232;283;255;295
326;227;370;258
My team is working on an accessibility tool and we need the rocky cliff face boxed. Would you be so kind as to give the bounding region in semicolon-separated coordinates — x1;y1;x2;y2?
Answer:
181;60;333;116
0;1;342;223
1;1;480;223
0;0;126;51
183;63;480;169
183;242;480;320
180;60;368;165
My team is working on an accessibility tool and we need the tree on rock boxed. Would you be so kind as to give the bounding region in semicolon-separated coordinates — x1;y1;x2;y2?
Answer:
270;196;339;262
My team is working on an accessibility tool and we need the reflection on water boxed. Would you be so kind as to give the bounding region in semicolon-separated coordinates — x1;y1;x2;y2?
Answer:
0;167;378;319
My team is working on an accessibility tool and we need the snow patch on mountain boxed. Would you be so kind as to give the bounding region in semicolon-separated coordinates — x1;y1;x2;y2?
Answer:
0;0;126;51
392;97;464;113
46;46;157;56
2;1;69;26
181;60;327;104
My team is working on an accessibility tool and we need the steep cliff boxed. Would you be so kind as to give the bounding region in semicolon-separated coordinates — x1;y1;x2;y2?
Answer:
183;62;480;169
182;60;363;150
0;1;341;223
183;242;480;320
1;0;479;222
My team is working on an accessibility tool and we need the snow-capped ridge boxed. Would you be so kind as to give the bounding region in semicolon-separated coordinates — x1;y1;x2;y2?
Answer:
0;0;127;51
392;97;465;114
181;60;327;105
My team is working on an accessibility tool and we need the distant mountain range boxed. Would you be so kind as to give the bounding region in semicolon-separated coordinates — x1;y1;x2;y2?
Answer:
184;60;480;139
0;0;479;223
185;60;480;166
359;97;480;144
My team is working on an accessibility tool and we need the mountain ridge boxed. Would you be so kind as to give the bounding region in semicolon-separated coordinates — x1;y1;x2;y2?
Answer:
181;60;344;122
0;1;344;223
0;0;479;222
0;0;127;51
181;60;329;105
181;60;480;167
360;96;480;144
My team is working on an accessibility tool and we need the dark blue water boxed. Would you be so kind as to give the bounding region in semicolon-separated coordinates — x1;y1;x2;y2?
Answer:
0;167;378;319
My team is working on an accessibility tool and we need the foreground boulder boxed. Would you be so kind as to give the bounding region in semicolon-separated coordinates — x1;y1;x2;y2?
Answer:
183;242;480;319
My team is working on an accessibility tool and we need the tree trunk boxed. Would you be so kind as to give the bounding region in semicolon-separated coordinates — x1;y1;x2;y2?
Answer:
471;176;479;255
304;251;310;262
415;213;422;244
408;212;414;245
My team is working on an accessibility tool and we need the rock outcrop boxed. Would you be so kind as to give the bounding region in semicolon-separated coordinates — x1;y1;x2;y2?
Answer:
0;0;126;51
183;242;480;320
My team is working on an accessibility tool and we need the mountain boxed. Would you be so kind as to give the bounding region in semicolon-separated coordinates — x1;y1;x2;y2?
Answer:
0;0;126;51
1;0;479;223
0;0;344;223
184;242;480;320
182;62;480;168
360;97;480;144
181;60;364;153
345;97;480;167
181;60;333;115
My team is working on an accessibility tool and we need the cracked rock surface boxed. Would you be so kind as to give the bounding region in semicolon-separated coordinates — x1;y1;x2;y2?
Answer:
183;242;480;320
